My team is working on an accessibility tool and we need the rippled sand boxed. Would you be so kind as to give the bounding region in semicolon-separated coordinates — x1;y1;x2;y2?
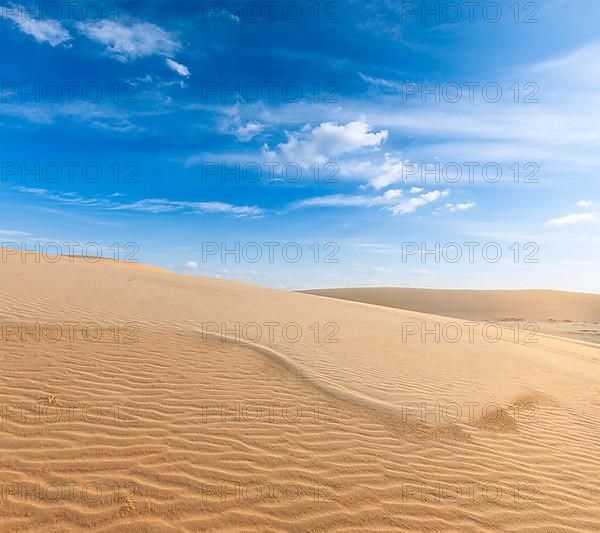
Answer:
1;253;599;531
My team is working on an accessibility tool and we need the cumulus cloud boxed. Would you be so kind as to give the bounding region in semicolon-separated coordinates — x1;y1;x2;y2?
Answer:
183;261;198;269
264;120;388;166
4;4;71;46
577;200;593;208
166;58;191;77
76;20;180;61
545;212;600;226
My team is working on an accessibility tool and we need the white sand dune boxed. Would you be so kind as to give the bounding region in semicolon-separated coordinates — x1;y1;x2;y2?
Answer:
1;253;599;531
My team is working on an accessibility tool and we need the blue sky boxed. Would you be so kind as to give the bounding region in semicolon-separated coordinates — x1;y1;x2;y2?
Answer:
1;0;599;291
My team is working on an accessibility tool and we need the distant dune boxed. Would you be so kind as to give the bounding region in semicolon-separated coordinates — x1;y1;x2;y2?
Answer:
1;254;600;530
299;287;600;322
300;287;600;344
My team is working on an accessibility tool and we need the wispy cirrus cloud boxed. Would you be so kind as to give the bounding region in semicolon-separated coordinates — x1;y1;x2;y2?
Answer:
110;198;265;217
16;187;114;207
290;187;450;216
75;20;180;61
0;229;32;237
0;100;138;131
3;3;71;46
545;212;600;227
165;58;191;77
15;187;265;218
290;189;402;209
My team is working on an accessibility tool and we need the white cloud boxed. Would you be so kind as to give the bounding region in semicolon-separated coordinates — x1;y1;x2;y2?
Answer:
76;20;180;61
218;104;265;142
221;39;600;173
0;229;32;237
410;269;433;276
234;121;264;142
166;58;190;77
531;41;600;85
183;261;198;269
264;120;388;166
446;202;476;212
389;189;449;215
368;153;406;189
0;100;137;131
290;189;401;209
359;72;404;91
4;4;71;46
369;266;390;273
16;186;114;207
111;198;264;217
546;212;600;226
15;187;264;218
290;187;449;216
577;200;593;208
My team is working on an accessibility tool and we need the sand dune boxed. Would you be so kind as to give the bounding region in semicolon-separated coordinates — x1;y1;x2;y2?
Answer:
299;287;600;322
301;287;600;344
1;254;600;530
